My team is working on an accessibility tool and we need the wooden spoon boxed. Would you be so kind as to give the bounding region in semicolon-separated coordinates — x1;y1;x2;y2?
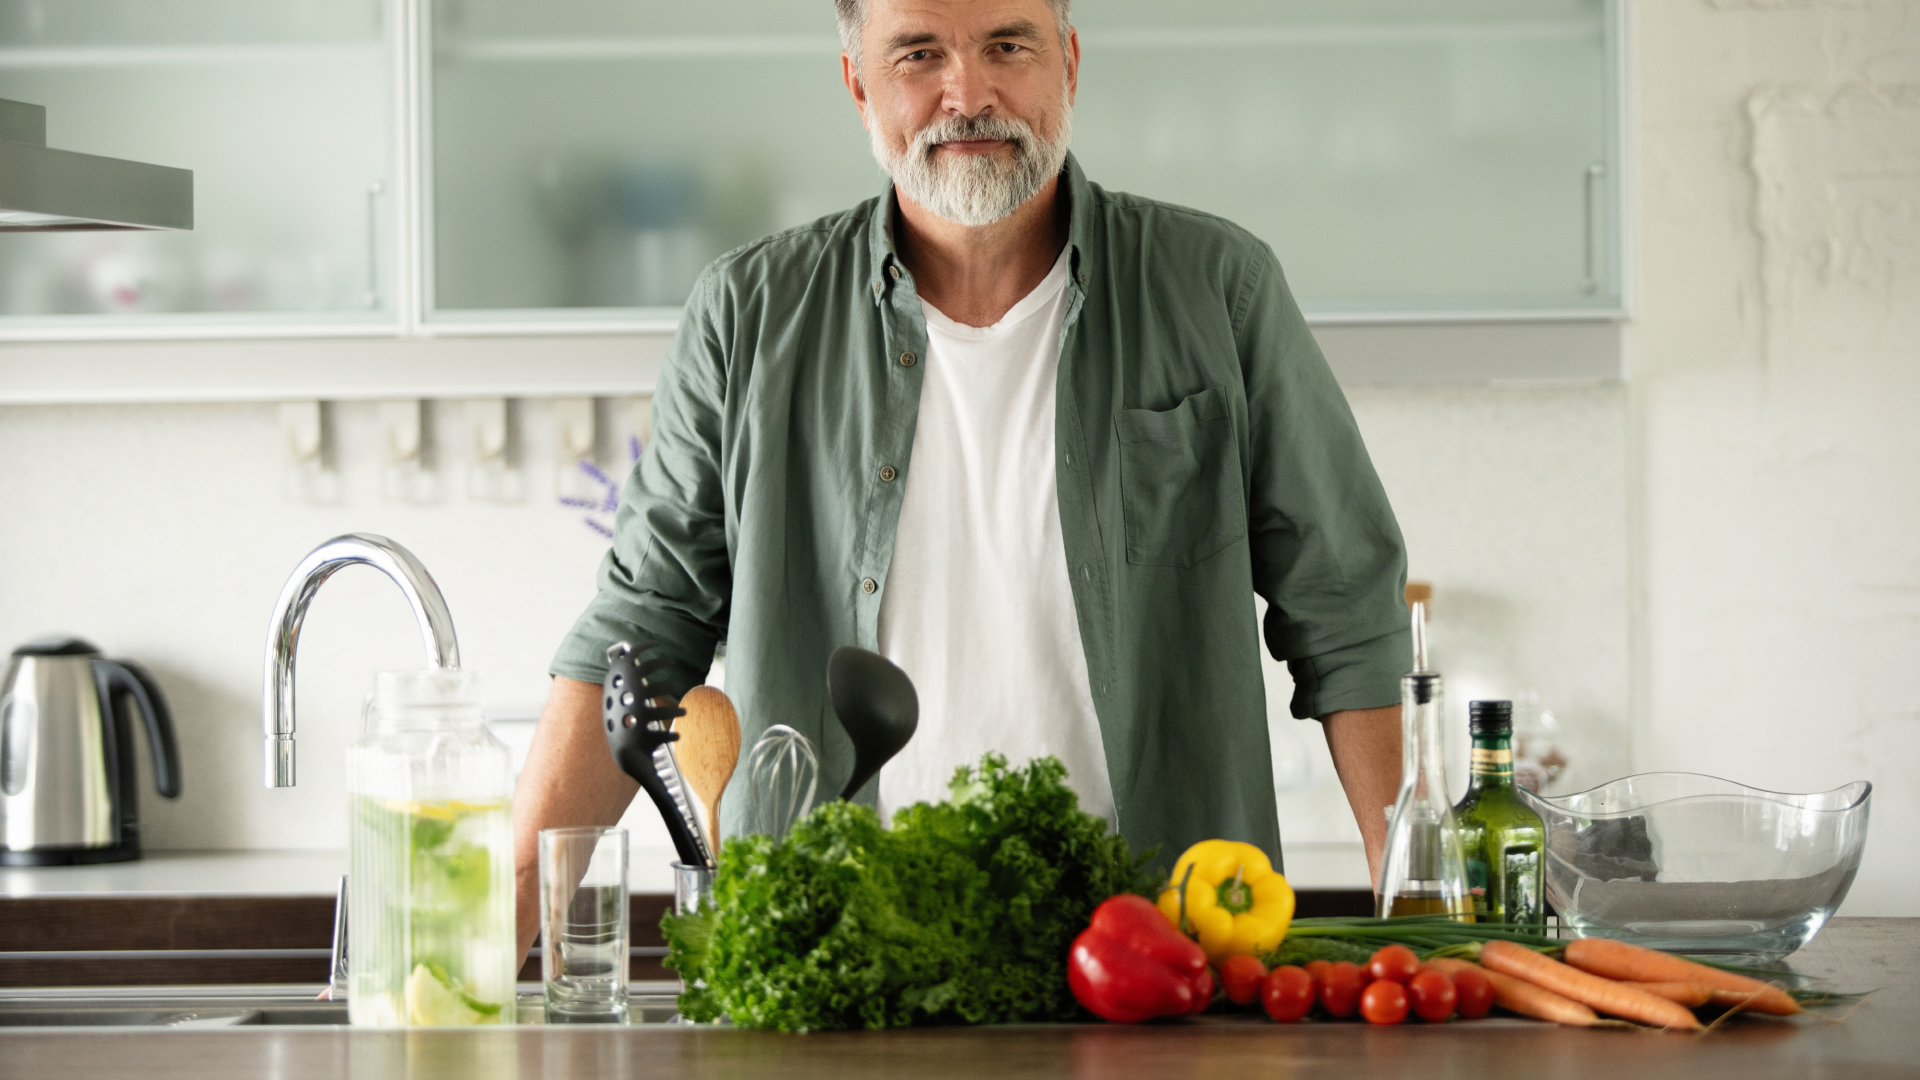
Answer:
673;686;742;848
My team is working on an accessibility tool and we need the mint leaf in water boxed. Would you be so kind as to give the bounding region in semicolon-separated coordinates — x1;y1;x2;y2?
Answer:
411;813;456;851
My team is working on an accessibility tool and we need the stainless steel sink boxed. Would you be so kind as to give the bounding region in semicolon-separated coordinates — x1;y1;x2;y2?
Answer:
0;983;684;1029
0;1003;345;1028
0;991;346;1029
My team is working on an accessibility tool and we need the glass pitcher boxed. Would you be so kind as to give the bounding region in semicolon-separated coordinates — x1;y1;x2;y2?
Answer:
347;669;516;1026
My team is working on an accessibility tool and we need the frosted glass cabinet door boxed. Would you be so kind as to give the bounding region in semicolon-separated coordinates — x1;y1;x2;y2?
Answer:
0;0;396;330
428;0;872;320
427;0;1619;322
1071;0;1620;314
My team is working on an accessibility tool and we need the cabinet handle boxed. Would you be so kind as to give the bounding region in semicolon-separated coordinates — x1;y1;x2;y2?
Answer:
1582;162;1606;295
365;180;385;310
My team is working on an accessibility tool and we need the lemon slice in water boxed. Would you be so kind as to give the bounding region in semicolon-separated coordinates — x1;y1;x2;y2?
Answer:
406;964;485;1026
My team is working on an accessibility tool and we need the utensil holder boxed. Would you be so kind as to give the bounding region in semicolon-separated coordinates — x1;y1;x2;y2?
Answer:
673;861;714;915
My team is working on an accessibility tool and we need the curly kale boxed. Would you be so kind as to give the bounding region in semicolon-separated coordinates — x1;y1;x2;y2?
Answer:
661;753;1156;1032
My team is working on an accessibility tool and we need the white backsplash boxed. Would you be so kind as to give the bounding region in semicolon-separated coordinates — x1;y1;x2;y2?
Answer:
1273;385;1632;849
0;382;1630;866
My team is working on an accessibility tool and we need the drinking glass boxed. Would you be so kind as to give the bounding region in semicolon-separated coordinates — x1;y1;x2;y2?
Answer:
538;826;629;1023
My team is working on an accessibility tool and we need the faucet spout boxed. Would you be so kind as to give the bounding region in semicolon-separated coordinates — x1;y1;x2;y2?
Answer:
262;533;460;788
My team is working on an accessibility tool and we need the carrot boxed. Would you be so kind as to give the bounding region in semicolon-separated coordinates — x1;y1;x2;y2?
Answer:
1706;987;1814;1013
1563;937;1801;1016
1427;956;1600;1027
1620;981;1714;1008
1479;940;1703;1030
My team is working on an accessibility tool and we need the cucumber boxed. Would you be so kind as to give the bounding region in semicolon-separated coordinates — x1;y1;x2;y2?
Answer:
1260;936;1378;968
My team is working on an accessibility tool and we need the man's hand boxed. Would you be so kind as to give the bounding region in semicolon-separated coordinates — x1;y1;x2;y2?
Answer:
511;677;640;967
1320;705;1401;892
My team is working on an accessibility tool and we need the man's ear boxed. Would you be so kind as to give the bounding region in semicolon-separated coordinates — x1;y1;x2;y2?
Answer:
842;52;871;129
1064;27;1080;106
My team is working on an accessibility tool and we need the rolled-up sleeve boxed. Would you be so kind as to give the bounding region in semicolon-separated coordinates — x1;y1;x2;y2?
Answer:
549;269;732;696
1232;244;1410;719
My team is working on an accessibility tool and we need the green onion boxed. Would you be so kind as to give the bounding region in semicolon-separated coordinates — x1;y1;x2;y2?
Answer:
1283;916;1564;956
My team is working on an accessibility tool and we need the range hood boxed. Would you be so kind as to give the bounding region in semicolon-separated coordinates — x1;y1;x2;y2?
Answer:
0;97;192;232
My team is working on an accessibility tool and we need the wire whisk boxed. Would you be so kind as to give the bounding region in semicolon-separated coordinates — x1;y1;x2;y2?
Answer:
746;724;818;840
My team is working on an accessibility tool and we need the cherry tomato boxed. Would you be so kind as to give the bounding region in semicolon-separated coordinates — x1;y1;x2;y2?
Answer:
1300;959;1331;1011
1367;944;1421;985
1221;955;1269;1006
1263;965;1316;1023
1360;979;1411;1025
1320;961;1366;1018
1449;967;1494;1019
1407;969;1458;1022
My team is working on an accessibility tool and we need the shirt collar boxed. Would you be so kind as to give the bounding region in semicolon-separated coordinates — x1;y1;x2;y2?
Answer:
868;151;1093;305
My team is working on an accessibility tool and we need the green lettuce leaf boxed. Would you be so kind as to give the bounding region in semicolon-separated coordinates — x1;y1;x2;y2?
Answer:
661;753;1156;1032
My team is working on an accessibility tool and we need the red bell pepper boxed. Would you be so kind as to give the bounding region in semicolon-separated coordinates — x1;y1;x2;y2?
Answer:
1068;894;1215;1022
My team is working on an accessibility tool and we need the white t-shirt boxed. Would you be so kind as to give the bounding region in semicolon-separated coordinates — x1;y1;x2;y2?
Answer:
875;248;1115;825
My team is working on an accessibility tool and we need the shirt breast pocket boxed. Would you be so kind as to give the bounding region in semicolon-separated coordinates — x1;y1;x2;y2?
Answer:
1115;386;1247;568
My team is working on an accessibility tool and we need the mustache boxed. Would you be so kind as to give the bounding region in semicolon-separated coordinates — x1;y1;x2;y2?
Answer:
910;112;1040;160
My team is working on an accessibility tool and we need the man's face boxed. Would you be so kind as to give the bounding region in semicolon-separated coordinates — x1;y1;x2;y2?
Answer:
844;0;1080;226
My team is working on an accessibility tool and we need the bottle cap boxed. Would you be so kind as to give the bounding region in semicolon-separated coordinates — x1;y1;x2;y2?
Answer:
1404;671;1441;705
1469;700;1513;735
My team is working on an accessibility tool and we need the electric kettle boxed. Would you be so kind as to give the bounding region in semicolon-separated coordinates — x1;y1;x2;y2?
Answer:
0;637;180;865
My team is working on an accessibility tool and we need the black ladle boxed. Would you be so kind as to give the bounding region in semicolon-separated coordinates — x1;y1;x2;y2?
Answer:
827;647;919;801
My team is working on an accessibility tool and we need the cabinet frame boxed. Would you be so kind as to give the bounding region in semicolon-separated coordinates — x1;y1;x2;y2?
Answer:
0;0;1633;398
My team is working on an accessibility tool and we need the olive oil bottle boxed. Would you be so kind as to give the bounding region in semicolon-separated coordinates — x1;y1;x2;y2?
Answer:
1453;701;1546;929
1377;603;1474;920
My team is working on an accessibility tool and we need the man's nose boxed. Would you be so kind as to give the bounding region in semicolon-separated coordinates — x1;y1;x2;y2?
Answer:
939;53;997;119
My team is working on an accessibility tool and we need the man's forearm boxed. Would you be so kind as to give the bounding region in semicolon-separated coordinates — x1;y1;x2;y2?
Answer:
511;676;640;964
1321;704;1402;892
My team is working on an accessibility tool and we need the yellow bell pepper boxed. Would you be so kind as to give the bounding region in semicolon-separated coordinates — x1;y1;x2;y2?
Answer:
1155;839;1295;964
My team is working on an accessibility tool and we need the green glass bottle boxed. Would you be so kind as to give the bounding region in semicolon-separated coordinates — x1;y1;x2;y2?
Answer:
1453;701;1546;928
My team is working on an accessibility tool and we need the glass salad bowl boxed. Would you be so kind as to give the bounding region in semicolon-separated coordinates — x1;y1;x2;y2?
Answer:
1520;774;1871;961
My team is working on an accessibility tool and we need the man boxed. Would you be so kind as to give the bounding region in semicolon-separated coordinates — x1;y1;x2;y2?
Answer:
512;0;1409;960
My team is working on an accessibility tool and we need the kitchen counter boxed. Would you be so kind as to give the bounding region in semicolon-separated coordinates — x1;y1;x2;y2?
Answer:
0;847;1372;989
0;851;350;899
0;918;1912;1079
0;845;1377;897
0;848;677;898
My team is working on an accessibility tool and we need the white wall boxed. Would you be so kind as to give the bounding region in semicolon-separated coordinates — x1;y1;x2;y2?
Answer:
1273;387;1632;849
1630;0;1920;917
0;398;635;850
0;384;1632;876
0;0;1912;920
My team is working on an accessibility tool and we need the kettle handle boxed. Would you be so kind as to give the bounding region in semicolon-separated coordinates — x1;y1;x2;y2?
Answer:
94;659;182;800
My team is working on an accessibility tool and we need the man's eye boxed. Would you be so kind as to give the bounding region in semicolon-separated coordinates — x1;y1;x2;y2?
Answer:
993;42;1022;54
904;49;932;62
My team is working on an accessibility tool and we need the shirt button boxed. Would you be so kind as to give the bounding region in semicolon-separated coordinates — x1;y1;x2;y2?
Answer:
899;351;917;367
861;578;878;595
872;281;882;296
879;465;897;482
889;265;902;281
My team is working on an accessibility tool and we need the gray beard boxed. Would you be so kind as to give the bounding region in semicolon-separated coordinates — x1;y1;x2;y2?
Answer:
870;95;1073;227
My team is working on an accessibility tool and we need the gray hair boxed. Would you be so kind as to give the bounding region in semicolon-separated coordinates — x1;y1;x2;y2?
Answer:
835;0;1073;70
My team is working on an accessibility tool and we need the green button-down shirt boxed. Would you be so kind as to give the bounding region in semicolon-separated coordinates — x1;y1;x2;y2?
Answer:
553;153;1409;870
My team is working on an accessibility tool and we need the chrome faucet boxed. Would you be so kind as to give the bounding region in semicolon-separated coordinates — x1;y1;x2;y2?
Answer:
261;533;460;787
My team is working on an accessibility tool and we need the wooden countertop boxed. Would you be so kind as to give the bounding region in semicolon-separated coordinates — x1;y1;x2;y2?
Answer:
0;919;1912;1080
